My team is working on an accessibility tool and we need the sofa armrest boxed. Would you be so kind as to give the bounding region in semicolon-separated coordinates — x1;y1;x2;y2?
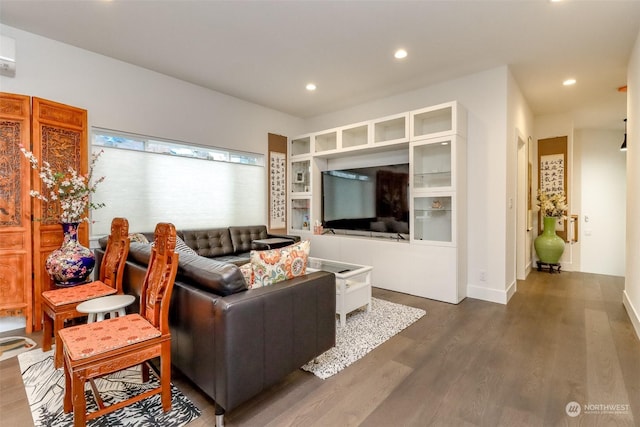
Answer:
212;271;335;412
266;232;301;243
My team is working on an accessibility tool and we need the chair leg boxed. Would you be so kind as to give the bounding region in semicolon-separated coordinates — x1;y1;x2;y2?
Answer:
161;342;172;411
42;312;53;352
63;357;72;413
71;372;87;427
141;362;150;382
54;318;64;369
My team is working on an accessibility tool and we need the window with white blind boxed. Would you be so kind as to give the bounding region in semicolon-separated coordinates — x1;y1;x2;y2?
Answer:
90;129;266;238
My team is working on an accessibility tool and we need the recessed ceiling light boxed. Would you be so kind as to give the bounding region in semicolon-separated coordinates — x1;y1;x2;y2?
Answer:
305;83;316;91
563;78;576;86
394;49;408;59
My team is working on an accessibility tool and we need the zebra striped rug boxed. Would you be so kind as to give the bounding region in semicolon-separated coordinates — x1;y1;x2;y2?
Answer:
18;348;200;427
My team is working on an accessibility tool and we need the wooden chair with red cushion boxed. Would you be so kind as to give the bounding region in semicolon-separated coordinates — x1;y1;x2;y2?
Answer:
42;217;130;369
59;222;179;426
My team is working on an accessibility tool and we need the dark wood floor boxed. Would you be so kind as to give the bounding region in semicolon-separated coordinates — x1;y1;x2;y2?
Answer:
1;270;639;426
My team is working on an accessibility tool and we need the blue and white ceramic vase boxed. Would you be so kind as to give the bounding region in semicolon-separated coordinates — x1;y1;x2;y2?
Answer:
45;222;95;287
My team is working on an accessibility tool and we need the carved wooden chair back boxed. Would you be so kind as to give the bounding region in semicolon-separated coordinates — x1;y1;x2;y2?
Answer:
99;217;130;291
139;222;178;333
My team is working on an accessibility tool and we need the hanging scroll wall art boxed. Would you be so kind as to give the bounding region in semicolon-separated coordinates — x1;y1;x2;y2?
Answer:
537;136;568;241
269;151;287;230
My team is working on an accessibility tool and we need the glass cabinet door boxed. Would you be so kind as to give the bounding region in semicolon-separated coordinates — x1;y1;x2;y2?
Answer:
290;197;311;231
291;136;311;156
291;159;311;193
413;196;452;243
413;139;452;190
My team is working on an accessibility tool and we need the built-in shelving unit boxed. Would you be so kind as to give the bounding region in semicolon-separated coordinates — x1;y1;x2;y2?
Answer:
314;129;338;154
342;122;369;149
289;197;311;231
373;113;409;145
288;101;467;304
290;135;311;157
291;158;311;194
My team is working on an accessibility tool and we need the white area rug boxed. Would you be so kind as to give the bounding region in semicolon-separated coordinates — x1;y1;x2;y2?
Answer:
302;298;426;379
18;348;200;427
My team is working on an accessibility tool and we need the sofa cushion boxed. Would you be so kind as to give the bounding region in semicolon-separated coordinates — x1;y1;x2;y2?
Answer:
250;240;310;288
128;242;153;265
229;225;268;253
127;242;247;296
181;228;234;258
177;252;248;296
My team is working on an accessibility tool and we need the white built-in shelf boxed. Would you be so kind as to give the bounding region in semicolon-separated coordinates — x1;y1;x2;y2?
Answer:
291;135;311;157
314;130;338;153
291;158;311;194
373;113;409;145
341;122;369;149
410;101;466;140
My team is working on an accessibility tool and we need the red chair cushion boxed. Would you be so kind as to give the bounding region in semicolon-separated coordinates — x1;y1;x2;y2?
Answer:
42;281;117;306
58;314;161;360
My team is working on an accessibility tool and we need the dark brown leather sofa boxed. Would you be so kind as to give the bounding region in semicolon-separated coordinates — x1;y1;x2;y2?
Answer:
180;225;300;265
95;226;335;426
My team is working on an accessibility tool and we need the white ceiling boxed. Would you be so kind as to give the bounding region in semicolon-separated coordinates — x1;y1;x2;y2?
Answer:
1;0;639;130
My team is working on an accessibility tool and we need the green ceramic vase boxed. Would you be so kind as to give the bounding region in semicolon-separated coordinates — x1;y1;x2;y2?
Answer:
534;216;565;264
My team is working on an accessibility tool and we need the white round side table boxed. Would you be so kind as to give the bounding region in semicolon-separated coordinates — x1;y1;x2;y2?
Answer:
76;294;136;323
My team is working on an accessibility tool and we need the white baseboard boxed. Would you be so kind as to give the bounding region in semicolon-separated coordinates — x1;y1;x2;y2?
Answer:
0;316;26;333
623;290;640;341
467;282;514;305
506;280;517;302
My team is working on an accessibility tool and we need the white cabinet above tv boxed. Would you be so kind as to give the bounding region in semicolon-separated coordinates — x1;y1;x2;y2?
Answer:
288;101;467;304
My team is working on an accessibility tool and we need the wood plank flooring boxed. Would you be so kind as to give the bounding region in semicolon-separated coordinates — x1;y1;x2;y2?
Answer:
1;270;638;426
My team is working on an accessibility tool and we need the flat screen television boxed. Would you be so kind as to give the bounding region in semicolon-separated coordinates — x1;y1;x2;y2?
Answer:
321;164;410;238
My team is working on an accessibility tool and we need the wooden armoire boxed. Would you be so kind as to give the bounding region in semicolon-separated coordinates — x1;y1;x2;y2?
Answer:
0;93;88;332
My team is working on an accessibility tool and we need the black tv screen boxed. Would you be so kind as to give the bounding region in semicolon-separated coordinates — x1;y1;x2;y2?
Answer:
321;164;410;236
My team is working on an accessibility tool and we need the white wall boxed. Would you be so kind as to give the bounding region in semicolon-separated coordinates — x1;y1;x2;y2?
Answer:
0;24;304;216
0;24;303;333
624;28;640;340
507;70;535;287
302;67;514;304
576;129;626;276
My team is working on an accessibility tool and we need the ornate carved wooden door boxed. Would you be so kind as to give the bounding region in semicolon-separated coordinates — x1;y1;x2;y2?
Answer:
0;93;33;333
31;97;87;330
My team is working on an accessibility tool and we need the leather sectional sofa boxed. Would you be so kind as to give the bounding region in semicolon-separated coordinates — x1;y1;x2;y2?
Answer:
95;225;336;426
179;225;300;265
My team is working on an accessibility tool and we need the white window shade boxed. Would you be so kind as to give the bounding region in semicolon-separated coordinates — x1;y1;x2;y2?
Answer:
90;146;266;237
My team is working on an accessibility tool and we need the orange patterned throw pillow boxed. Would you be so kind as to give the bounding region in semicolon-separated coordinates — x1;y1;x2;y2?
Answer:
239;262;255;288
250;240;310;288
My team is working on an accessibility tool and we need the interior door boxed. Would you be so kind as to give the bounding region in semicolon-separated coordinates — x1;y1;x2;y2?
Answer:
0;93;33;333
31;97;87;330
